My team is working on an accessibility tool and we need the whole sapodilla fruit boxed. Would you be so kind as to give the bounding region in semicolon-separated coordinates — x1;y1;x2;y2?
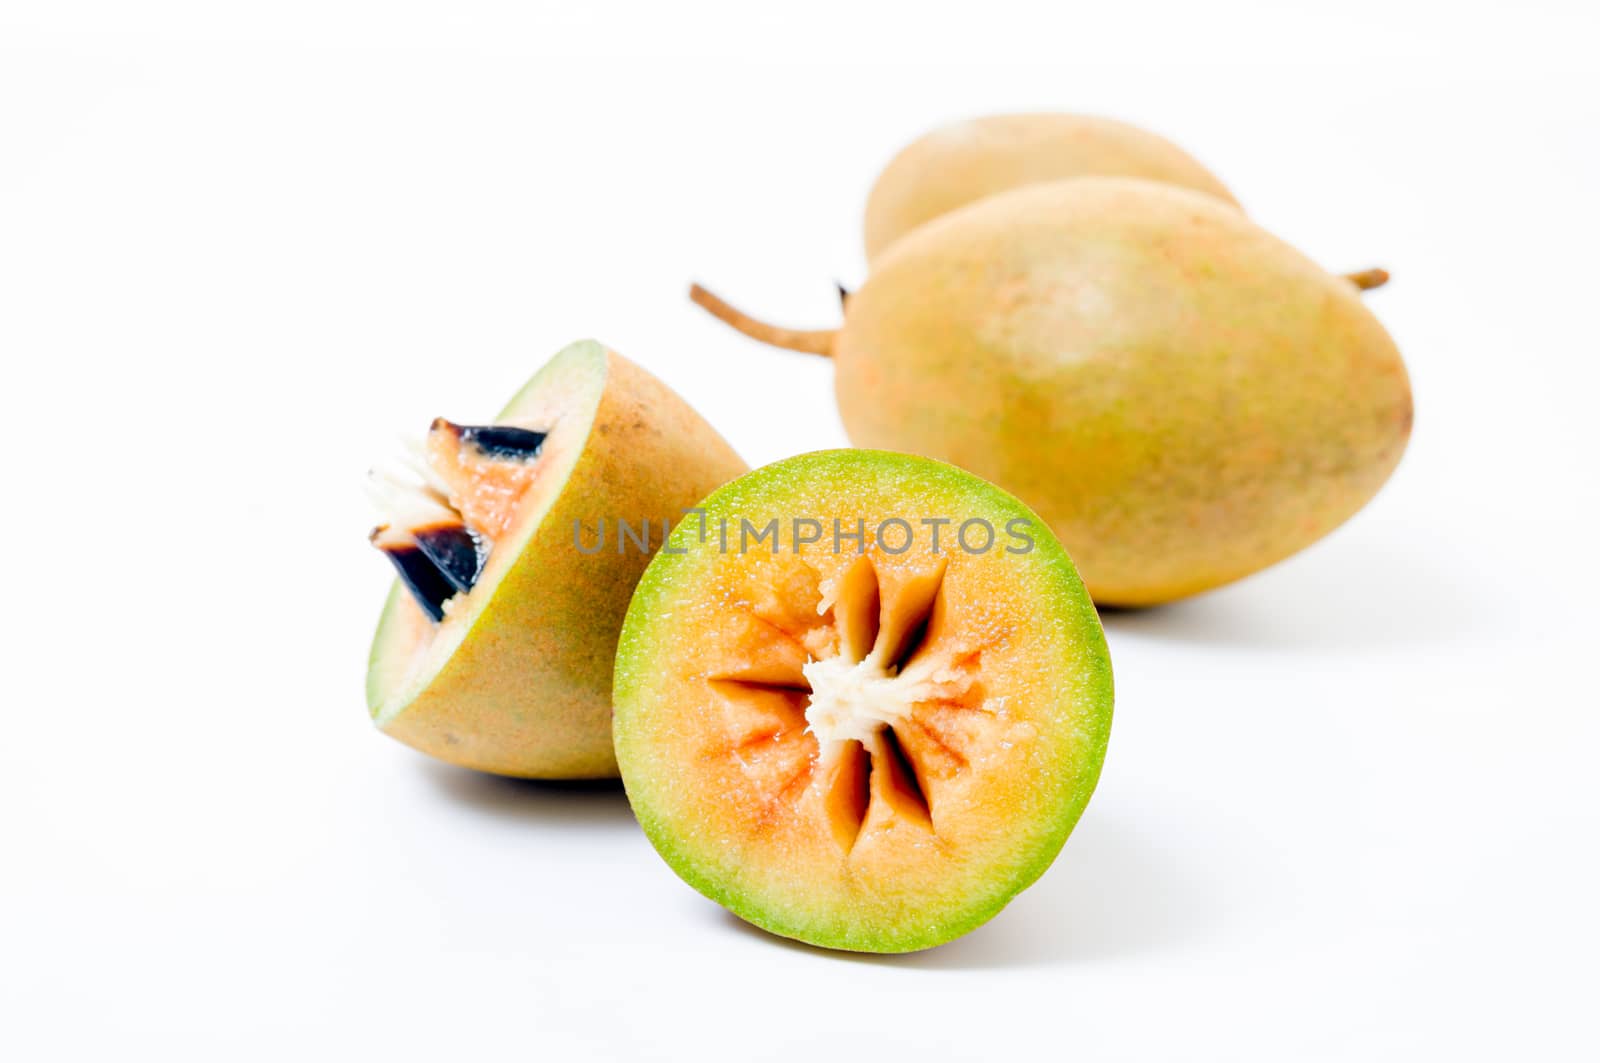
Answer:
864;112;1239;262
692;178;1413;605
365;340;745;778
613;449;1113;952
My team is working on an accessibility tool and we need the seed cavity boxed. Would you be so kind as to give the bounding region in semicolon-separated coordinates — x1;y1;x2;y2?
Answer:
872;726;932;828
821;739;870;849
834;555;881;664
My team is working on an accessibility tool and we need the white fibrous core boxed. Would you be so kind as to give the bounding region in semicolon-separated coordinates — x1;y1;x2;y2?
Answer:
802;656;911;748
801;652;972;762
798;554;974;764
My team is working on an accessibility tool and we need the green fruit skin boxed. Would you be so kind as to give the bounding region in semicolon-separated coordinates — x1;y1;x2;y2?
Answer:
837;178;1413;606
368;341;747;779
613;449;1114;953
864;112;1239;263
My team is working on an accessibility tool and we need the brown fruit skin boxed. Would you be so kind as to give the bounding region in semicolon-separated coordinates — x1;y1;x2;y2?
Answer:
836;179;1412;606
864;113;1239;263
374;345;747;778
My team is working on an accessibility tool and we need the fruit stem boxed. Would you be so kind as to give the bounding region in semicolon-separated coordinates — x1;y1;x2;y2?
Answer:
1345;267;1390;292
689;284;839;357
692;270;1389;352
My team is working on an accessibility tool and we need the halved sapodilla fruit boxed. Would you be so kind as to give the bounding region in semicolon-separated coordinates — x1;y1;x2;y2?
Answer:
613;450;1113;952
366;340;746;778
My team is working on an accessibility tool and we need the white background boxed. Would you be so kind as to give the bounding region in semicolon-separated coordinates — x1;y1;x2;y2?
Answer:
3;2;1597;1059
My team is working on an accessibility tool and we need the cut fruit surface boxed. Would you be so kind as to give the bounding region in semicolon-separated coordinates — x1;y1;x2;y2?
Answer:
613;450;1113;952
366;340;746;779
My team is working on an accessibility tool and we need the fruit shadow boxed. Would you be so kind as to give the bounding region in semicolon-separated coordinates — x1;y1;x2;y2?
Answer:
1095;538;1485;651
420;761;637;832
715;809;1224;970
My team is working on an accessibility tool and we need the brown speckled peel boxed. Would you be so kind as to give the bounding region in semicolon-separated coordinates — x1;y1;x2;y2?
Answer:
692;178;1410;605
863;112;1242;262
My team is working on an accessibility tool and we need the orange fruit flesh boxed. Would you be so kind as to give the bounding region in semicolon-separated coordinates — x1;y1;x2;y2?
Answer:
615;451;1113;952
425;428;546;545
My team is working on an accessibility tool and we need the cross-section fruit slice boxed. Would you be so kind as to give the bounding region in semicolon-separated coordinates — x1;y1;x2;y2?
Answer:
613;450;1114;952
366;340;746;779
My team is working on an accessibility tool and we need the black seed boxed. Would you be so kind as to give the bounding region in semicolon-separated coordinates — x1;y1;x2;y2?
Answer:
372;525;459;622
413;521;485;594
436;420;548;461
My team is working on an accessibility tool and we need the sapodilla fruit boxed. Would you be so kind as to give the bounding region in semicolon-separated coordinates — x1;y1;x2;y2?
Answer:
864;112;1240;263
691;178;1412;606
613;450;1114;952
366;340;746;778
